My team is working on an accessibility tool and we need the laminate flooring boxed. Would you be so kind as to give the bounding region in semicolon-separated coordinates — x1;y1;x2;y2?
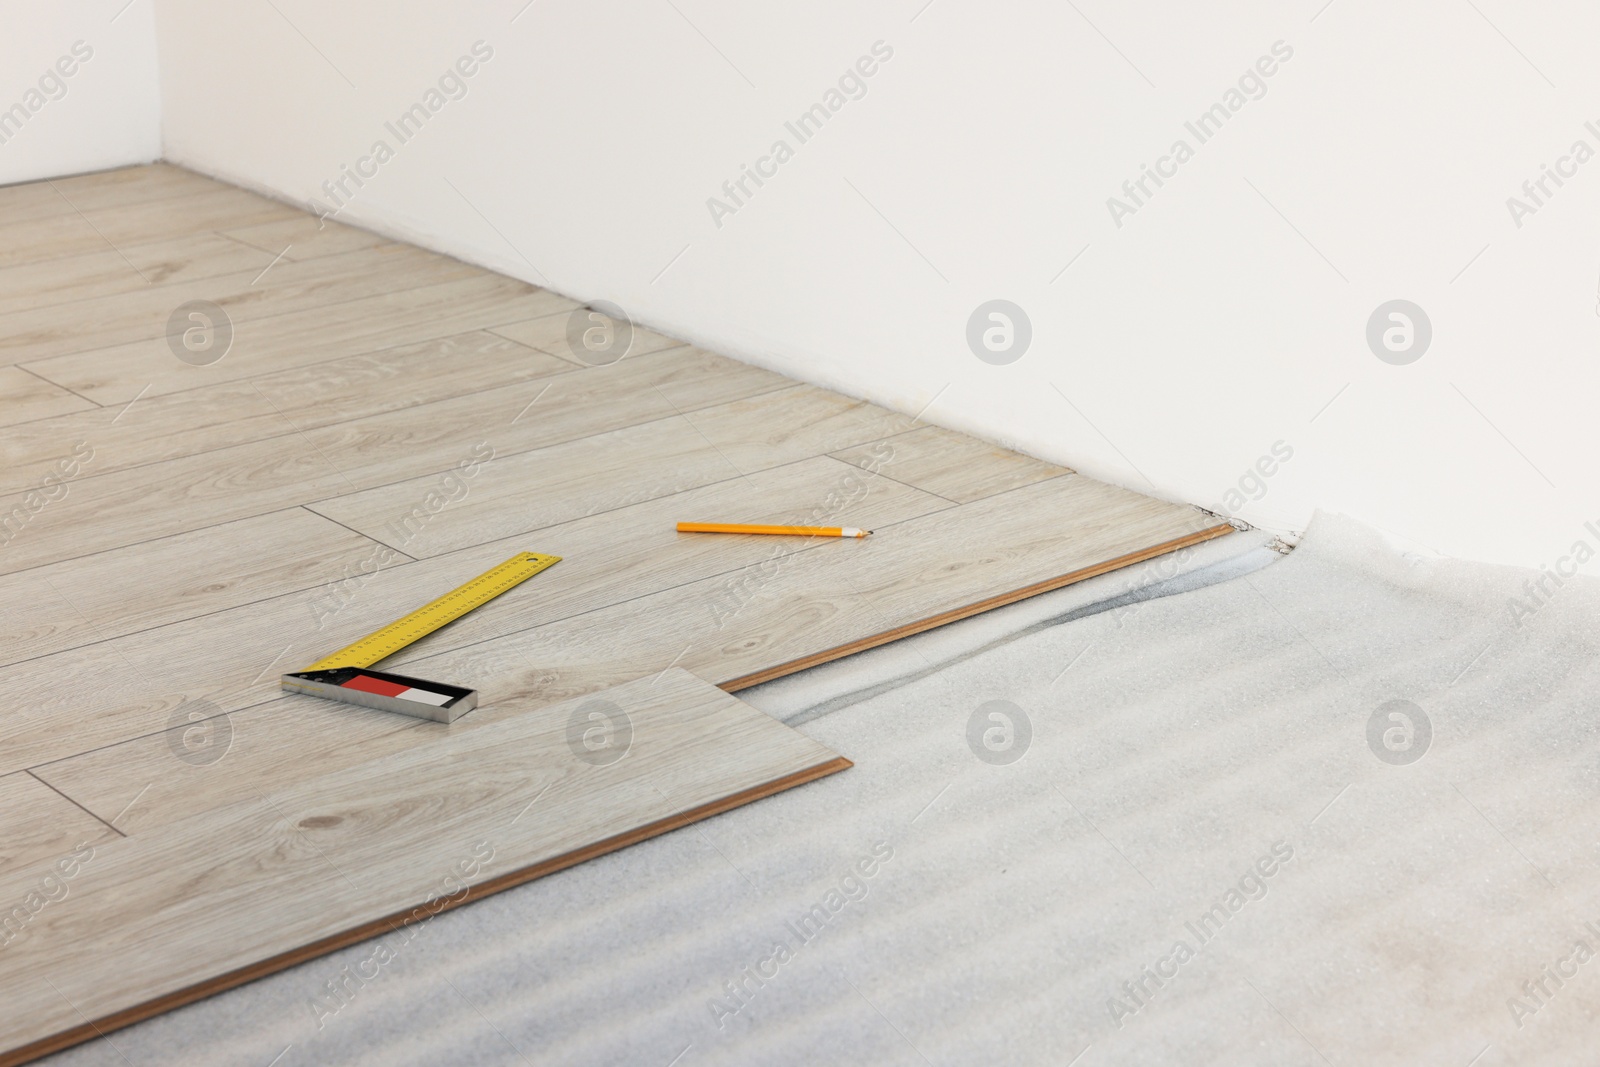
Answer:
0;164;1232;1063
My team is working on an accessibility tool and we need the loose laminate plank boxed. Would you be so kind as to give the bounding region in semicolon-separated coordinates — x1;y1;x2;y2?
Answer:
0;670;847;1067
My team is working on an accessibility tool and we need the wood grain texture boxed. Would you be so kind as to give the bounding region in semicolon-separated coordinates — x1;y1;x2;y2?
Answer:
308;383;915;558
0;165;227;227
0;368;95;427
832;424;1072;503
42;163;235;213
0;508;385;668
0;233;276;317
0;243;480;364
80;187;304;247
0;773;117;877
0;181;78;228
0;670;846;1067
0;347;788;576
491;310;686;366
22;273;581;404
0;432;352;578
0;188;301;271
0;213;114;270
0;331;571;495
32;456;947;826
220;215;389;260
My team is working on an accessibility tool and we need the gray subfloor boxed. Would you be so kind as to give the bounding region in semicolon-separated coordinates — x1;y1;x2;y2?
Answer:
44;516;1600;1066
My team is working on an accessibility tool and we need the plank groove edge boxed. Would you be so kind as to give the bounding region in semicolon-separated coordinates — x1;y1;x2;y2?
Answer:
0;753;849;1067
719;521;1237;691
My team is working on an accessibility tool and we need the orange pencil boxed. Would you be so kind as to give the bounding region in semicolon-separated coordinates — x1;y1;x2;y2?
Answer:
676;522;871;538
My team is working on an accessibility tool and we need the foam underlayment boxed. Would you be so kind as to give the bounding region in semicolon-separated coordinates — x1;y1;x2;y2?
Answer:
40;516;1600;1066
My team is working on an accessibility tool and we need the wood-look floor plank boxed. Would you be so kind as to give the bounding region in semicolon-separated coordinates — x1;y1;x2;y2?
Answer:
0;181;79;227
82;187;304;247
0;233;277;317
0;165;213;227
30;455;944;824
0;432;349;578
832;424;1072;503
683;385;918;475
0;212;123;271
32;471;1222;830
0;347;791;577
0;508;387;669
0;243;481;364
219;215;389;260
0;773;117;878
0;188;302;271
0;332;571;495
490;310;686;367
277;344;791;504
308;383;915;557
22;273;582;404
0;164;237;237
43;163;235;213
0;368;96;427
0;670;845;1066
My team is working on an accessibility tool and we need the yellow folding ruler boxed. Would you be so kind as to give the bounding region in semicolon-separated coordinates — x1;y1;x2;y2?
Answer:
282;551;560;723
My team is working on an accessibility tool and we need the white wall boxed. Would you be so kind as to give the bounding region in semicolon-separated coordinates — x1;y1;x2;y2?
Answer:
0;0;161;185
152;0;1600;569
